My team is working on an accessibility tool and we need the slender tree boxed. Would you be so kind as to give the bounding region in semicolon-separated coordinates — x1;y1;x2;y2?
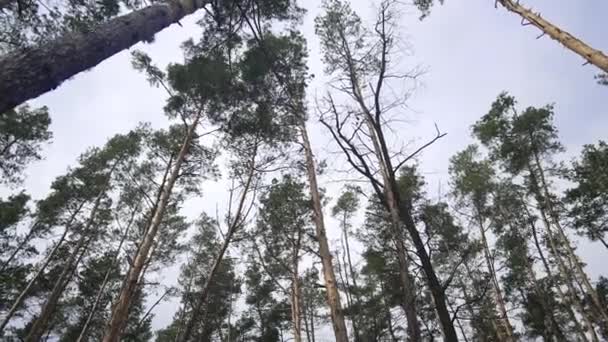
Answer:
316;0;454;339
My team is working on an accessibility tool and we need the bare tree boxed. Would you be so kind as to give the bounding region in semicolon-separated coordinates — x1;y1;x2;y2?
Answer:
315;0;456;340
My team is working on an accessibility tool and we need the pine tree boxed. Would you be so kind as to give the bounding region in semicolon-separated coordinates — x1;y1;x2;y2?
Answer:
316;0;453;339
566;141;608;249
0;105;51;185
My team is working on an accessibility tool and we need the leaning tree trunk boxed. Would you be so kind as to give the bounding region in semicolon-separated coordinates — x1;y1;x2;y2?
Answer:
525;203;590;342
0;221;39;273
0;201;85;334
76;208;134;342
299;123;349;342
177;149;257;342
24;183;110;342
24;234;91;342
475;211;515;341
531;150;608;325
102;114;201;342
0;0;211;113
362;116;422;342
498;0;608;73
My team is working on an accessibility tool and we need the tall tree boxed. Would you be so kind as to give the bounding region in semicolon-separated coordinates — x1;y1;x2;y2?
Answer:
332;187;362;341
316;0;453;339
473;92;608;333
102;49;224;340
449;145;516;340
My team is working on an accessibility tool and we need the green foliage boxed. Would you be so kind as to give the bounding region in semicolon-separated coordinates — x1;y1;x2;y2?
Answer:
0;105;52;184
566;141;608;245
473;92;563;175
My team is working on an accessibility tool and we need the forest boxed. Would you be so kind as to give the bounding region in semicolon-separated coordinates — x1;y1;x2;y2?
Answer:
0;0;607;341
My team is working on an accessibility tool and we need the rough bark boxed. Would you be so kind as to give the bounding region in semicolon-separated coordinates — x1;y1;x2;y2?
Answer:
0;0;210;114
177;149;257;342
0;202;84;334
499;0;608;73
299;123;349;342
102;114;201;342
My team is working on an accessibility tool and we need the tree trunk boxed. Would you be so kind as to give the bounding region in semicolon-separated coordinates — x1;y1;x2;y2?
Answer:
498;0;608;73
177;149;257;342
291;268;303;342
24;233;91;342
25;183;110;342
76;207;134;342
360;117;422;342
0;201;85;334
0;0;211;113
530;150;608;324
475;211;515;341
341;213;362;342
102;113;201;342
299;123;349;342
0;221;38;273
527;208;590;342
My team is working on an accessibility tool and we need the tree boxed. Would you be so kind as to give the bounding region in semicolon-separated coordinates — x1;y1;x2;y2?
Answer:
413;0;608;76
0;0;302;114
331;187;362;341
157;214;241;342
101;42;225;340
0;105;52;185
473;92;608;334
238;4;351;338
316;0;453;339
449;145;516;340
23;129;147;342
566;141;608;249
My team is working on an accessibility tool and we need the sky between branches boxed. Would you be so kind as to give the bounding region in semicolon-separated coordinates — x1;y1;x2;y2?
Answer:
13;0;608;333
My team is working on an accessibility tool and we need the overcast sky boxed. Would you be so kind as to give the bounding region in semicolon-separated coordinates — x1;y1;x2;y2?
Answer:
16;0;608;337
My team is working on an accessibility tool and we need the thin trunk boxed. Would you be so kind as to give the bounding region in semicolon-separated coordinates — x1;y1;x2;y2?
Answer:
25;182;110;342
309;303;316;342
526;203;590;342
0;221;38;272
103;113;201;342
530;150;608;324
0;0;213;113
342;214;362;342
380;278;399;342
291;266;303;342
475;211;515;341
361;118;422;342
177;147;257;342
302;298;311;342
25;233;92;342
299;123;349;342
498;0;608;73
76;208;134;342
0;201;85;334
597;236;608;250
